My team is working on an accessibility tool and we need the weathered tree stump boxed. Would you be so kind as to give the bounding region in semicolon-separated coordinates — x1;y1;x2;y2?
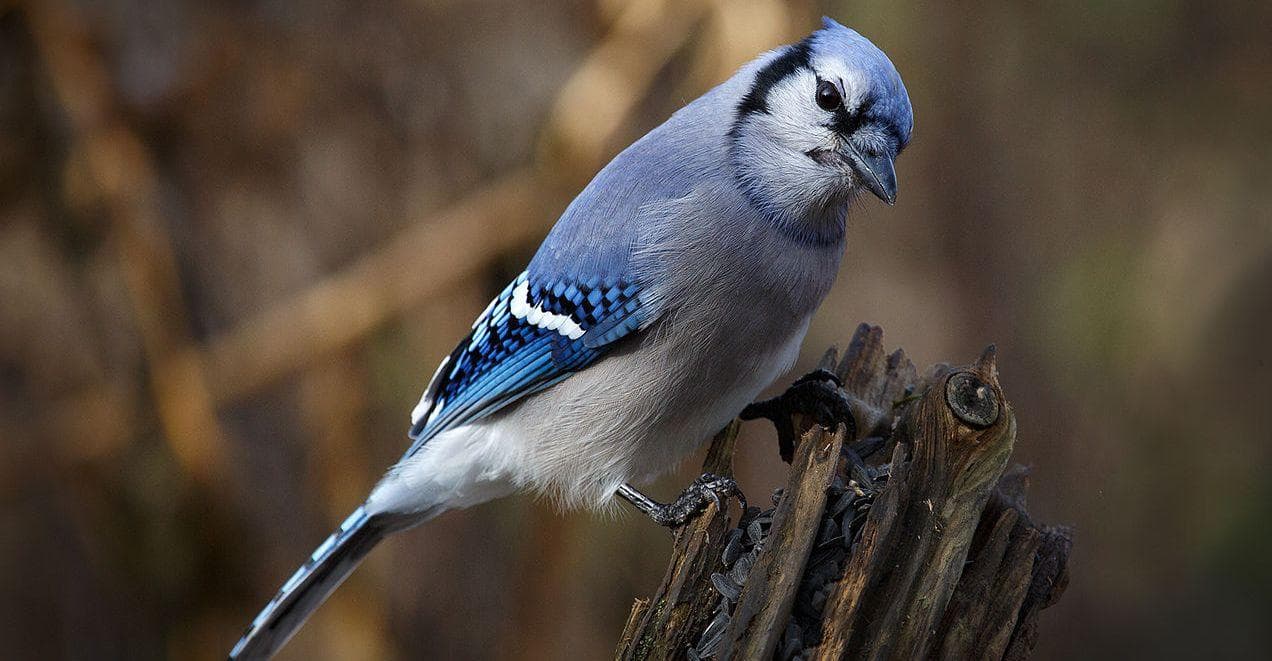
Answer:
616;324;1071;661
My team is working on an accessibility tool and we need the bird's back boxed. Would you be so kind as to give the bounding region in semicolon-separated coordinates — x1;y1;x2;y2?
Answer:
527;50;783;283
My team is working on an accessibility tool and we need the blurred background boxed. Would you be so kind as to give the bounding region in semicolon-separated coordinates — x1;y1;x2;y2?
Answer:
2;0;1269;658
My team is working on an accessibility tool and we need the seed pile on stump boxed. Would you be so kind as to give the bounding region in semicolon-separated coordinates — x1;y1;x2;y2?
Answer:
615;324;1072;661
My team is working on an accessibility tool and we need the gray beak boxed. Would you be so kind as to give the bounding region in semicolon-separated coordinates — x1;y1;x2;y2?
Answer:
845;146;898;205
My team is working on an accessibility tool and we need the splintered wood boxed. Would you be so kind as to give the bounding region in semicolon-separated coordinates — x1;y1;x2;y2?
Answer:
616;324;1071;661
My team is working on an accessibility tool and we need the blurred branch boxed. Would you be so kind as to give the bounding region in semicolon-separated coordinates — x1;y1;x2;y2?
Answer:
540;0;713;169
208;0;721;403
25;0;231;484
43;0;717;468
701;0;805;80
202;172;547;402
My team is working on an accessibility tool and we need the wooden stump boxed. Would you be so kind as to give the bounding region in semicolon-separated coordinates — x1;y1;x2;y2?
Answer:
615;324;1071;661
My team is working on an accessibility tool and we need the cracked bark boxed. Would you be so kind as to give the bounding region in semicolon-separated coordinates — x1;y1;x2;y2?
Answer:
615;324;1072;661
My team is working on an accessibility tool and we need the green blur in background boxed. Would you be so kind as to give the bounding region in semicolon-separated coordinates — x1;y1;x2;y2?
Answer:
1;0;1269;659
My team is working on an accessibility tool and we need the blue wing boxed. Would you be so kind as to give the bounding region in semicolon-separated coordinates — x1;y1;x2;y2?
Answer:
404;270;651;458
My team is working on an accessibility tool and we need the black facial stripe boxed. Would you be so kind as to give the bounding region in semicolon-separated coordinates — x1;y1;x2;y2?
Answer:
824;96;906;151
735;38;813;117
828;107;864;136
827;117;906;152
826;92;873;136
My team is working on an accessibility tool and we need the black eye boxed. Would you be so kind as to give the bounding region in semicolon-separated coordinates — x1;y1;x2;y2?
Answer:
815;79;842;111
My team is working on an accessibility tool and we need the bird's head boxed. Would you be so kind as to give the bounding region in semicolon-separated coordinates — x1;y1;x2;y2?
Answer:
728;18;913;241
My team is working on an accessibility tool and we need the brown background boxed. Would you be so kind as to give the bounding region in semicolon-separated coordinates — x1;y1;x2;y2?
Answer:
1;0;1269;659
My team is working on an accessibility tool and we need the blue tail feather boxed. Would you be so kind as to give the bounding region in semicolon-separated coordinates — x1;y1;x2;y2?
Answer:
229;506;392;660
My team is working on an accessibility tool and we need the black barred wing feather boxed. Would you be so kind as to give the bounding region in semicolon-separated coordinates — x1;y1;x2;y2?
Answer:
403;271;650;458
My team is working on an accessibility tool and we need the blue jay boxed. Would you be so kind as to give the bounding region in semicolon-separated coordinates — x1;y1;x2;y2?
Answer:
232;17;912;659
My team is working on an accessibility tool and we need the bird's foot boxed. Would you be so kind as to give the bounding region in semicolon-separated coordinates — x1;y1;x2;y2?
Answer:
617;473;746;528
740;368;858;462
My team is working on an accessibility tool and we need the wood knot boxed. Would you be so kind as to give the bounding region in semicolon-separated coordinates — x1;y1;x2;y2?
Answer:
944;371;999;429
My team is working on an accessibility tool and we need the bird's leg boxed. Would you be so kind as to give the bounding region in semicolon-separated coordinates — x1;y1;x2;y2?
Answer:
740;368;858;462
616;473;746;528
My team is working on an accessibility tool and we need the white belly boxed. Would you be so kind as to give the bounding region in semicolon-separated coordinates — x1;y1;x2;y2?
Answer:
501;313;811;509
367;314;810;516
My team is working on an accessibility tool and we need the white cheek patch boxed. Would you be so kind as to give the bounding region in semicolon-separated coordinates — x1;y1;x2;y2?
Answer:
510;281;586;340
763;74;835;151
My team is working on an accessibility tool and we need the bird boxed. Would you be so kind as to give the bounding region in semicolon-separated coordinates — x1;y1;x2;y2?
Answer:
231;17;912;659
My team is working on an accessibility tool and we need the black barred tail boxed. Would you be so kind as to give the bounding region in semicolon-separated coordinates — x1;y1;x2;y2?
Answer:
229;506;407;660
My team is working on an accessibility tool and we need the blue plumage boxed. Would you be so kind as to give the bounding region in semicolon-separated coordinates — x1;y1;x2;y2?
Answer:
229;507;393;660
405;271;650;456
232;17;914;659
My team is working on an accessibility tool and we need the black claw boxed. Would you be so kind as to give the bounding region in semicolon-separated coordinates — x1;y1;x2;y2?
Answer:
648;473;744;527
792;368;843;389
740;369;858;462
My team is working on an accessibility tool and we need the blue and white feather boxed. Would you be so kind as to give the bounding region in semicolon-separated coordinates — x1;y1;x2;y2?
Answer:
405;270;651;455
